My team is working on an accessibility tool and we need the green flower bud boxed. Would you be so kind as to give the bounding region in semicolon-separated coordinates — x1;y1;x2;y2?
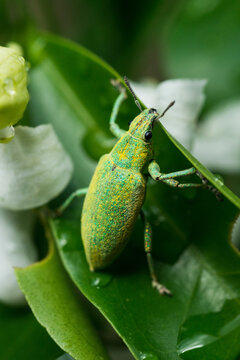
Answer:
6;42;23;56
0;45;29;134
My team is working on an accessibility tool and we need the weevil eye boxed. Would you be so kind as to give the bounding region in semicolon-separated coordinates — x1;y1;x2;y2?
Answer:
128;120;133;127
148;108;157;114
144;130;152;141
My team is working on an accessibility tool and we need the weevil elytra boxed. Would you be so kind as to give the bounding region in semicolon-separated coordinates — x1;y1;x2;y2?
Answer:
57;77;221;296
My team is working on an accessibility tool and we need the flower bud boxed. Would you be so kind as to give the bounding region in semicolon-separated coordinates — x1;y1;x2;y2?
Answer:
0;45;29;141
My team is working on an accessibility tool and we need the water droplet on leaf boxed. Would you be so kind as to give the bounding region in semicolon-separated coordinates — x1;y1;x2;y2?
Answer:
59;237;68;248
213;174;224;186
90;273;112;288
139;352;159;360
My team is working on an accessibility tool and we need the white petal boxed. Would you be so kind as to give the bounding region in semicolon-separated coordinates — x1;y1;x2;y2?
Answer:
0;208;37;305
132;79;206;148
0;125;73;210
193;101;240;173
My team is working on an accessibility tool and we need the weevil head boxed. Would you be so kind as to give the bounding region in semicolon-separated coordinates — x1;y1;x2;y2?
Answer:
111;107;160;170
128;107;159;144
123;76;174;144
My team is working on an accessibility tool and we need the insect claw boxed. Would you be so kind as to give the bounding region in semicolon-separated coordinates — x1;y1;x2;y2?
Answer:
52;208;61;218
39;206;58;219
207;185;223;202
196;170;208;185
196;170;224;201
152;280;172;297
110;79;127;98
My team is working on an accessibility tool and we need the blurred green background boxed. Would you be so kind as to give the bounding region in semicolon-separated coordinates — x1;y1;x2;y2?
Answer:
1;0;240;109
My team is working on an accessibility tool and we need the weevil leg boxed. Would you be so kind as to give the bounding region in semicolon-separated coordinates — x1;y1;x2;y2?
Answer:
140;210;172;296
195;170;223;201
55;187;88;216
149;161;197;182
162;179;204;188
148;161;204;188
158;167;197;179
148;160;222;199
110;79;127;139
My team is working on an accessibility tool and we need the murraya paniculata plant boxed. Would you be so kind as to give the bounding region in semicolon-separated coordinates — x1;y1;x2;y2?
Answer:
0;44;73;305
1;37;240;360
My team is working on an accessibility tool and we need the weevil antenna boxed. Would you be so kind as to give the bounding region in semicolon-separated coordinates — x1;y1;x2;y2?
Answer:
158;101;175;119
124;76;142;112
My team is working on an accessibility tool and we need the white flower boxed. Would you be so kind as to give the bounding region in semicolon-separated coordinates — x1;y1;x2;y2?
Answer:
0;124;73;210
0;124;73;305
193;100;240;173
0;209;37;305
0;45;73;305
132;79;240;174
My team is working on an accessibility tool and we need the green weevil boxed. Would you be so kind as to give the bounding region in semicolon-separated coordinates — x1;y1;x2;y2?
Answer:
58;77;220;296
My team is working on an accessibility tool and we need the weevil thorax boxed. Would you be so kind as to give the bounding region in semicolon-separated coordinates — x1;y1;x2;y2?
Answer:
111;108;159;171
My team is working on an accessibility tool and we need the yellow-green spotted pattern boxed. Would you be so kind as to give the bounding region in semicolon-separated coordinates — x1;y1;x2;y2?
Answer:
81;110;157;270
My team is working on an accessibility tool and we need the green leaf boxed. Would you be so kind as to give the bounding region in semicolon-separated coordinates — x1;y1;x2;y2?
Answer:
26;33;240;360
0;303;62;360
52;199;240;360
177;298;240;359
15;227;109;360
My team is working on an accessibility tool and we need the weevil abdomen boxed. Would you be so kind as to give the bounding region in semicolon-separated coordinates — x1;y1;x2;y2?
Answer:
81;154;146;270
